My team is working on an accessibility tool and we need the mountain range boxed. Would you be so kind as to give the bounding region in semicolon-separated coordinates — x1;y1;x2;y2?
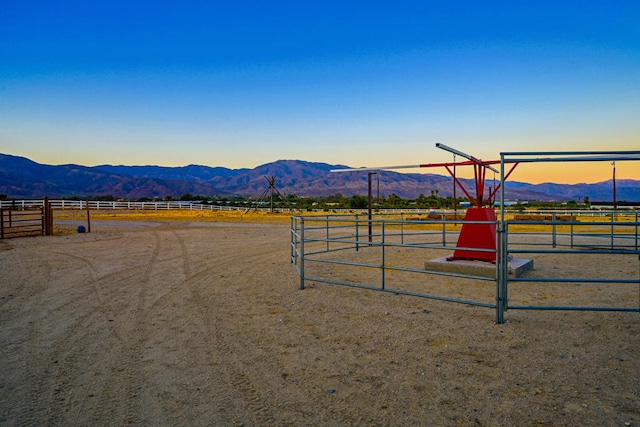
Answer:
1;153;639;202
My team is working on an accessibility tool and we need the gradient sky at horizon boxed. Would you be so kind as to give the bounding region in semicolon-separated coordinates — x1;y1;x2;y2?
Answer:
1;1;639;184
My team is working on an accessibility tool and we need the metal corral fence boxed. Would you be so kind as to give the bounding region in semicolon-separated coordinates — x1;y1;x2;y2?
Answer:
291;213;499;311
495;149;640;322
499;215;640;321
290;212;640;323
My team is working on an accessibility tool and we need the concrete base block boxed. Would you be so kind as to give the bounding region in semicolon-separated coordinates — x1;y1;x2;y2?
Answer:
425;256;534;278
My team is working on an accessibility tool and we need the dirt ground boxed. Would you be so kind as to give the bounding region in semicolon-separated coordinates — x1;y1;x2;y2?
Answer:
1;213;639;426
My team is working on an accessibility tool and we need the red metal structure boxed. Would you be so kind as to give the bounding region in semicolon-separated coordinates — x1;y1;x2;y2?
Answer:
432;144;518;262
332;143;521;263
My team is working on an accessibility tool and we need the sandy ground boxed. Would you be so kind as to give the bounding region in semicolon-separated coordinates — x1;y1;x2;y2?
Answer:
1;216;639;426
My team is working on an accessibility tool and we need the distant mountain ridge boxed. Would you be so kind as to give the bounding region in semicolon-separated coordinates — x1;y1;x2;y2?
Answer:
1;153;639;202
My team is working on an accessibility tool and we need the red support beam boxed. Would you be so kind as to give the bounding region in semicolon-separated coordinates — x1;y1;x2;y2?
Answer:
486;162;520;204
444;165;477;206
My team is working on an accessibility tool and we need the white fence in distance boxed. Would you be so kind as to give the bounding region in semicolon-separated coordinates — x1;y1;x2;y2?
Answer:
0;200;248;211
1;200;638;217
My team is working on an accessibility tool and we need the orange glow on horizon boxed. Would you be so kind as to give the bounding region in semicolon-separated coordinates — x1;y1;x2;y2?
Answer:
504;162;638;185
407;160;639;185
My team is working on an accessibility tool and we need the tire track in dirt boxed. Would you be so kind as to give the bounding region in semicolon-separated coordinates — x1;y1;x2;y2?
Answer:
0;246;117;426
93;228;198;424
177;236;281;425
22;250;129;426
56;228;172;425
217;234;373;425
191;285;278;425
2;225;368;425
172;229;191;278
46;250;129;346
105;228;165;425
136;229;193;424
181;231;372;426
4;222;640;426
126;229;250;424
112;228;244;424
0;256;51;425
8;231;165;425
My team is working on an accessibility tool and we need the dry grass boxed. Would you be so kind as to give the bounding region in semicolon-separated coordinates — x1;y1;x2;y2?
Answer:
52;209;638;236
54;208;297;225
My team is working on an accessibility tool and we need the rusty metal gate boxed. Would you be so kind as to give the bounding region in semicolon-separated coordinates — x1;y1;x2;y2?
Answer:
0;207;45;239
0;198;53;239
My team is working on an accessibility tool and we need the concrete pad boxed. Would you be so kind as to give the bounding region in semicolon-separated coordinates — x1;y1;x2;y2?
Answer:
425;256;534;278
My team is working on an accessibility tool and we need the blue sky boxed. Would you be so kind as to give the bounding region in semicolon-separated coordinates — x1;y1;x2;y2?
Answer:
1;1;639;183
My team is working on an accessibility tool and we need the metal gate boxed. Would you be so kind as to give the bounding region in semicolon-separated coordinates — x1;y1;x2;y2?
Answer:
0;207;45;239
0;198;54;239
497;213;640;323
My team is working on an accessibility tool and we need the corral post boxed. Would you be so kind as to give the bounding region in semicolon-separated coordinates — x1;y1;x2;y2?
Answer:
48;199;52;235
496;225;503;324
355;214;359;252
570;214;574;248
86;199;91;232
40;204;44;236
43;197;51;236
290;216;295;263
1;209;4;239
367;173;372;242
380;221;386;290
49;199;53;235
635;212;638;251
325;217;330;252
495;154;507;324
552;212;557;248
611;211;615;249
299;217;305;290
